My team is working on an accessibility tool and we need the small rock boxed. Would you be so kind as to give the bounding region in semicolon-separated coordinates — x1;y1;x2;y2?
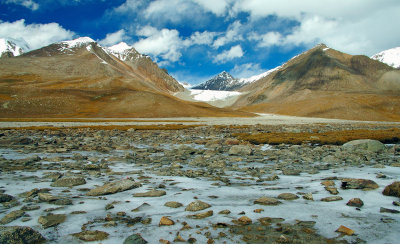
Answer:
277;193;299;200
393;201;400;206
237;216;252;225
187;210;213;219
218;210;231;215
87;180;141;196
0;226;46;243
185;200;211;212
321;180;335;187
335;225;355;236
282;168;301;176
303;193;314;201
325;187;339;195
341;178;379;190
321;196;343;202
123;233;148;244
347;198;364;208
38;193;59;202
133;190;166;197
51;177;86;187
72;230;109;242
253;209;264;213
0;210;25;224
380;207;400;214
164;201;183;208
159;216;175;226
38;214;66;228
228;145;252;156
382;182;400;197
254;197;282;206
258;217;285;225
0;193;14;203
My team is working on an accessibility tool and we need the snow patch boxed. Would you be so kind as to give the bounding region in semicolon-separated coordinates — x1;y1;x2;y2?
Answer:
189;89;241;102
238;66;281;84
371;47;400;68
61;37;95;48
0;38;27;57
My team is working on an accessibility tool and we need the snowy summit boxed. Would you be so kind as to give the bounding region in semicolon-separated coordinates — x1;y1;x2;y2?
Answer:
371;47;400;68
60;37;95;49
0;38;28;58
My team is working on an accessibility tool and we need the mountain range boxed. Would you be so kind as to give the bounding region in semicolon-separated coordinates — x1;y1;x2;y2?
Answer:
1;38;400;121
0;37;251;118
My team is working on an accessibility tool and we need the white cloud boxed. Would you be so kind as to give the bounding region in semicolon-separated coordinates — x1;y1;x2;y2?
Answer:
232;0;400;55
213;45;243;63
5;0;39;11
192;0;231;16
250;31;283;47
184;31;217;46
0;19;75;50
113;0;146;13
230;63;264;78
144;0;203;24
134;26;183;62
99;29;128;46
213;21;243;49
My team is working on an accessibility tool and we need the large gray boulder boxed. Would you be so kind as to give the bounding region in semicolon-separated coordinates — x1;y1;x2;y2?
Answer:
342;139;385;152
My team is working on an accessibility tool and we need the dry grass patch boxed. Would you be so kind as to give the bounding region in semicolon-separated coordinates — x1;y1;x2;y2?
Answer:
234;128;400;145
1;124;203;131
0;118;200;123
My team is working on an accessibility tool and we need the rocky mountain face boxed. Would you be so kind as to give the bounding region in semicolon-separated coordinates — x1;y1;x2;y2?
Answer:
0;37;251;118
233;44;400;121
371;47;400;69
192;71;241;91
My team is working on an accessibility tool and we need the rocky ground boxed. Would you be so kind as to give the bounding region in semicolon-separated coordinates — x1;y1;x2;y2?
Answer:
0;124;399;243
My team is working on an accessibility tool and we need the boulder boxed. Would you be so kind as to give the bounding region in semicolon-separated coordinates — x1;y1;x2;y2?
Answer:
133;190;166;197
343;139;385;152
51;177;86;187
382;181;400;197
341;178;379;190
187;210;213;219
346;198;364;207
277;193;299;200
185;200;211;212
0;210;25;224
164;201;183;208
0;226;45;244
159;216;175;226
38;214;66;229
0;193;14;203
254;197;282;206
124;233;148;244
72;230;109;242
87;180;141;196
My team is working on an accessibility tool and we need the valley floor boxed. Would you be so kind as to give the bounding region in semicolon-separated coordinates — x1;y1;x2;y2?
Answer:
0;123;399;243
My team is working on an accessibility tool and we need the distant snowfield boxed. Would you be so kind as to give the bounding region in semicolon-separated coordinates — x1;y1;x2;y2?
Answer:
174;89;243;108
189;89;241;102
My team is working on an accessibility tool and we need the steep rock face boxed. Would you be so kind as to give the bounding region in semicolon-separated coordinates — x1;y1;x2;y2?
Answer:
233;44;400;121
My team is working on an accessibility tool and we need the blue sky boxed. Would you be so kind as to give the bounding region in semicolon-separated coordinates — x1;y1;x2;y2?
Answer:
1;0;400;85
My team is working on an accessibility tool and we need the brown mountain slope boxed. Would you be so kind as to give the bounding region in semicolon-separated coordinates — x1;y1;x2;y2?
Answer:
0;39;253;118
233;44;400;121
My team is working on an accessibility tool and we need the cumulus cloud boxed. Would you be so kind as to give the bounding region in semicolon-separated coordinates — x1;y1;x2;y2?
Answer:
232;0;400;55
192;0;231;16
230;63;264;78
184;31;217;46
213;21;243;49
5;0;39;11
0;19;75;50
213;45;243;63
134;26;183;63
99;29;128;46
113;0;147;13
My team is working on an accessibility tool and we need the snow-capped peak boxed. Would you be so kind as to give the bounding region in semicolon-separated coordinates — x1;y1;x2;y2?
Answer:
371;47;400;68
108;42;132;53
238;66;282;84
60;37;95;48
0;38;29;57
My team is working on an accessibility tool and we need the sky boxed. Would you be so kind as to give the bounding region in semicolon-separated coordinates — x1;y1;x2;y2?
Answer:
1;0;400;85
